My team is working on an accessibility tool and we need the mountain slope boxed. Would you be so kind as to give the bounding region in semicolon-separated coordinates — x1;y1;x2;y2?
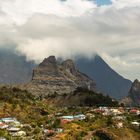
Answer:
26;56;96;96
121;79;140;107
75;55;132;100
0;49;35;84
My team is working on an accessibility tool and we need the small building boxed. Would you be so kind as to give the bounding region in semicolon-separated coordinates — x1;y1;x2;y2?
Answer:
1;117;17;123
116;122;123;128
86;113;95;119
116;121;124;129
61;116;74;121
13;131;26;137
43;129;54;136
74;114;86;120
55;128;63;133
129;109;140;115
7;127;20;132
131;121;140;127
113;115;126;121
0;122;8;129
0;137;6;140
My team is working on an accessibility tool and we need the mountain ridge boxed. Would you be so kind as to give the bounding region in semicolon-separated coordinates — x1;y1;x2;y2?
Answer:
26;56;96;97
75;55;132;100
121;79;140;107
0;49;132;100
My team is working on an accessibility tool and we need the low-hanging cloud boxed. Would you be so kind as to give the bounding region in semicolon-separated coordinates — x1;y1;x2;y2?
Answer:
0;0;140;80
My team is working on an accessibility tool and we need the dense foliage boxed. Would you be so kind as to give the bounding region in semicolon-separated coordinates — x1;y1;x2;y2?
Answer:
47;87;119;107
74;87;119;107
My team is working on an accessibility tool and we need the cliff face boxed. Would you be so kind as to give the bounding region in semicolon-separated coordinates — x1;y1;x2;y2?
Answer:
121;79;140;107
27;56;95;97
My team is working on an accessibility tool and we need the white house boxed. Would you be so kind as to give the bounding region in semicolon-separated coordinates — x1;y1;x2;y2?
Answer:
131;121;140;127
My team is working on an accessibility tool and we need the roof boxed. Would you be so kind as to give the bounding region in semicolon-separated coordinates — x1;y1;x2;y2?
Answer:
131;122;140;125
8;127;20;132
61;116;74;119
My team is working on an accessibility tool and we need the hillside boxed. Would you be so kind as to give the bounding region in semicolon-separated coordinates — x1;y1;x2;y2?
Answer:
121;79;140;107
0;87;139;140
45;87;118;107
76;55;132;100
0;49;34;84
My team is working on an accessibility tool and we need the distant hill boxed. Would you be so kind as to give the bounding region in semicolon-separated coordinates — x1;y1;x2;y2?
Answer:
121;79;140;107
75;55;132;100
45;87;118;107
0;49;35;84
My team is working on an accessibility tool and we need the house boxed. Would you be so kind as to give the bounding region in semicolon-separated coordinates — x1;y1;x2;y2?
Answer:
74;114;86;120
131;121;140;127
99;107;109;112
136;110;140;115
7;127;20;132
55;128;63;133
61;119;70;126
61;116;74;121
0;122;8;129
61;114;86;121
113;115;126;121
102;111;111;116
129;108;140;115
110;109;122;115
43;129;54;136
94;109;104;114
116;122;123;128
86;113;95;119
11;131;26;137
0;137;6;140
1;117;17;123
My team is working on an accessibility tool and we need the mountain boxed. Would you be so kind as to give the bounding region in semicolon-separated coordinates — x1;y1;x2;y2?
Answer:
0;49;35;84
121;79;140;107
0;49;132;100
25;56;96;97
75;55;132;100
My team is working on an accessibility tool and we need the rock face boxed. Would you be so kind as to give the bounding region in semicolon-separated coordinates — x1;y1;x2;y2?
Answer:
27;56;95;96
121;79;140;107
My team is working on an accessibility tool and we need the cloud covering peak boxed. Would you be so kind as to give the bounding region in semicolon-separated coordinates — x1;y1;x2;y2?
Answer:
0;0;139;80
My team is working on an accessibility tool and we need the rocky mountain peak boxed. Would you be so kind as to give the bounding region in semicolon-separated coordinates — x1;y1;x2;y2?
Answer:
39;56;57;67
121;79;140;107
26;56;96;97
133;79;140;85
62;59;76;75
129;79;140;94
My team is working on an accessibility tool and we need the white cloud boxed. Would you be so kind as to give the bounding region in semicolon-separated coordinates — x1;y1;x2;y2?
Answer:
0;0;139;80
0;0;96;25
112;0;140;8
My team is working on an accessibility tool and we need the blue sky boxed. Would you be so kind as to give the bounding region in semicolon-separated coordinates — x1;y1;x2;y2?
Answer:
95;0;112;6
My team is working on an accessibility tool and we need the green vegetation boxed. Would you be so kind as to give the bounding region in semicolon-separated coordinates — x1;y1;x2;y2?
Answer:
75;87;118;107
0;86;139;140
46;87;119;107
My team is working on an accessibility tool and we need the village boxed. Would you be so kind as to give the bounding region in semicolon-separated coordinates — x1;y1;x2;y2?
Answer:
0;106;140;140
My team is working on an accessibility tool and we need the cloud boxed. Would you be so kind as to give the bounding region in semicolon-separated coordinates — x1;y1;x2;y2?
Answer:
112;0;140;8
0;0;139;80
0;0;96;25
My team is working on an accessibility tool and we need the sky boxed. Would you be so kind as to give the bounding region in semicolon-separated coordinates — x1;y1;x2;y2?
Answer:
0;0;139;81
